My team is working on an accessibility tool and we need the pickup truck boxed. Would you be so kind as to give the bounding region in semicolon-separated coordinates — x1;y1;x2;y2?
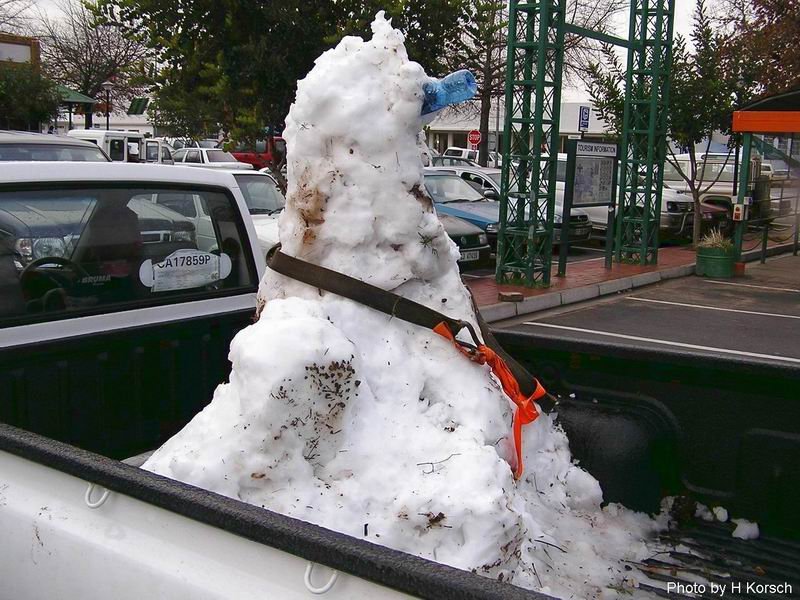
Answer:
1;162;798;599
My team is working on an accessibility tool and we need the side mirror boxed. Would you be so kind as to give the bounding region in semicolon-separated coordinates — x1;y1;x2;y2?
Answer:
483;189;499;201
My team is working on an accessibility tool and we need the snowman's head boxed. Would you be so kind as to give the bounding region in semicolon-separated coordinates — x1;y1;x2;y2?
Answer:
275;12;457;288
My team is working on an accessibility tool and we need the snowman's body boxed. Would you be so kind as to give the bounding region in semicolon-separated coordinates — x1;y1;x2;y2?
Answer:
144;14;660;597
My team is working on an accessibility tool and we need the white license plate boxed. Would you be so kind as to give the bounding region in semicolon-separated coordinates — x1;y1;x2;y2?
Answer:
459;250;480;262
574;227;590;236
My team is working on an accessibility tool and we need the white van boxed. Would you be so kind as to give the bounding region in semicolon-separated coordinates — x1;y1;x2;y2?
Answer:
66;130;173;165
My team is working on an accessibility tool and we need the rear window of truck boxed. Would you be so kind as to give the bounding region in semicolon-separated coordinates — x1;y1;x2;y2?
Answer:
0;184;258;326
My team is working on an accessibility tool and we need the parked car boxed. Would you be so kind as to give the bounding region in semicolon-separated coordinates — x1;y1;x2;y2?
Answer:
442;146;478;163
441;214;492;270
423;169;592;250
232;170;287;255
442;146;500;167
418;134;437;167
165;138;221;150
67;129;148;163
431;155;479;167
0;131;110;162
172;147;253;170
542;155;730;238
763;160;790;182
228;137;286;171
141;138;175;165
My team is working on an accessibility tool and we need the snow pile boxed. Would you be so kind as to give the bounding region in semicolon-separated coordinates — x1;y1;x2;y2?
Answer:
143;13;663;597
732;519;760;540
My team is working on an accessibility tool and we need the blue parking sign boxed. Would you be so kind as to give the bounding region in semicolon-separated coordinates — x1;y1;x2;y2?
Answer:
579;105;590;132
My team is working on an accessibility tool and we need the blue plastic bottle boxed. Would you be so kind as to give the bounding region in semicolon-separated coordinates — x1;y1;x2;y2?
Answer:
421;70;477;115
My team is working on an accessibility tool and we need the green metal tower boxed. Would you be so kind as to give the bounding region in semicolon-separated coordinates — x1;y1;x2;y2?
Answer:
496;0;566;286
614;0;675;264
496;0;675;284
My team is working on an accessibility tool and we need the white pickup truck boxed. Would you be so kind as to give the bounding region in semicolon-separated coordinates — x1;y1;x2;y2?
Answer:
1;163;797;599
0;162;526;600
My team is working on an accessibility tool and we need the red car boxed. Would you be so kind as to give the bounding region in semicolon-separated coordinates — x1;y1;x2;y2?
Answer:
229;137;286;171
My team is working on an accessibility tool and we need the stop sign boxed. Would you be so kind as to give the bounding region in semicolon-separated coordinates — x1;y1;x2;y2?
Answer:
468;130;481;146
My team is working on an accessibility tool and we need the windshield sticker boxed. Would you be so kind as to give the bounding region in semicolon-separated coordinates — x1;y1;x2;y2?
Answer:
139;250;232;292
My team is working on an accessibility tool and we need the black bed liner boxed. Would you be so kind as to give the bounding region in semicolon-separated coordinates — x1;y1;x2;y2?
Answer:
639;520;799;599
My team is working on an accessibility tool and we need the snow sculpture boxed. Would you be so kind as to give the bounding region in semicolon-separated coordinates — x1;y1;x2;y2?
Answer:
144;13;660;597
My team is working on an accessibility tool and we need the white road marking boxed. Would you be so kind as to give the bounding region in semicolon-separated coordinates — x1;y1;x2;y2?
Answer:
522;321;800;364
703;280;800;294
570;246;605;253
627;296;800;320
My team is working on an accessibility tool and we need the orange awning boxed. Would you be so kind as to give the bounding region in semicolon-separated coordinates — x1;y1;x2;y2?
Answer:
733;110;800;133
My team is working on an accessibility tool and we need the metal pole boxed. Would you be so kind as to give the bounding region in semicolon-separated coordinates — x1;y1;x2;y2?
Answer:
105;90;110;131
733;132;752;261
732;142;740;197
557;139;577;276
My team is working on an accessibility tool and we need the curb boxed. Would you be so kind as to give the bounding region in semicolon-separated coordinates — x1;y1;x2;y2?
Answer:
479;242;795;323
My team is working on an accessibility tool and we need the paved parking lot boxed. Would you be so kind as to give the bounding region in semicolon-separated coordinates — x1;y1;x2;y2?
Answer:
502;253;800;365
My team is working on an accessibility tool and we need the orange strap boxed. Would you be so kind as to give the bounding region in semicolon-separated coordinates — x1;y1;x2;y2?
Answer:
433;322;544;479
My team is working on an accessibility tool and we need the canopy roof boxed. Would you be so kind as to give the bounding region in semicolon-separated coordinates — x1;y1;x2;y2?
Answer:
57;84;96;105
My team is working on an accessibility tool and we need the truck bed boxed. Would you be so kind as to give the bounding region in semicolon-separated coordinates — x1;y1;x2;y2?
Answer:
2;313;798;598
644;520;800;599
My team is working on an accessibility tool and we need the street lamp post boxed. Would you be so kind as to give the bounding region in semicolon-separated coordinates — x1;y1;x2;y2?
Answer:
101;80;114;131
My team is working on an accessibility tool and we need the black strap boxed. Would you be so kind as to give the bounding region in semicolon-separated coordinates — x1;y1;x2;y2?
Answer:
266;245;556;412
268;247;482;348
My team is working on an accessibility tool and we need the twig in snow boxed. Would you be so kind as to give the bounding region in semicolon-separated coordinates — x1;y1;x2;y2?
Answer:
535;538;567;553
532;560;543;588
416;453;461;475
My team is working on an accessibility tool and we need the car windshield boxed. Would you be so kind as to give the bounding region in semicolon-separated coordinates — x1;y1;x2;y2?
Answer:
424;175;485;203
205;150;238;163
198;140;219;148
235;174;286;214
0;143;109;162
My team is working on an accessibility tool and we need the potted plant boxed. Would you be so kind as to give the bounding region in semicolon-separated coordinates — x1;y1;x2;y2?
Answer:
695;228;735;278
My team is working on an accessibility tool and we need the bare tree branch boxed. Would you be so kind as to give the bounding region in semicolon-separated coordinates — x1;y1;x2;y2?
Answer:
33;0;150;115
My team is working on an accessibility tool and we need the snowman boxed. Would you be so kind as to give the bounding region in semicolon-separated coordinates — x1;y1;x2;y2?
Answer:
144;13;661;597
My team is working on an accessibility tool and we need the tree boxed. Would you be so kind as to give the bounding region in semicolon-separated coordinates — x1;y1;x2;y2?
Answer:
588;0;737;245
0;63;60;130
720;0;800;94
36;0;149;128
94;0;467;185
330;0;469;78
443;0;626;166
0;0;32;32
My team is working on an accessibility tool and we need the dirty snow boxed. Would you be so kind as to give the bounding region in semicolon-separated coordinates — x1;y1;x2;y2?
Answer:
144;13;666;598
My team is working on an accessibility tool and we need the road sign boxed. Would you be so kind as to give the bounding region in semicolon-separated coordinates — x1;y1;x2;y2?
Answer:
468;130;481;145
578;105;590;132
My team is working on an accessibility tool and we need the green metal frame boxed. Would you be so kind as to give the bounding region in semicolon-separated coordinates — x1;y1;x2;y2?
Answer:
497;0;675;285
496;0;566;286
614;0;675;265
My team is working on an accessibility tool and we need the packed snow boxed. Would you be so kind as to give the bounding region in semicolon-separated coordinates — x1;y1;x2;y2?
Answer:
144;13;669;597
732;519;760;540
